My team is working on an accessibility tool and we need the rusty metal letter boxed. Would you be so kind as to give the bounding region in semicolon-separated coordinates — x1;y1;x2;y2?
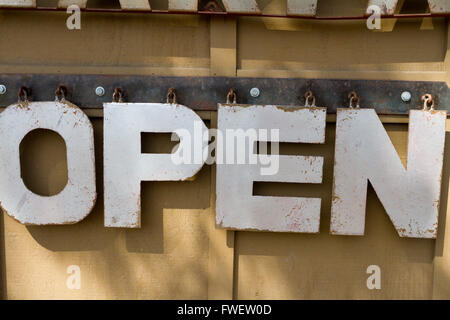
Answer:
287;0;318;17
104;103;208;228
0;0;35;7
119;0;151;11
168;0;197;12
0;101;96;225
58;0;88;9
366;0;399;15
427;0;449;13
216;104;326;233
331;109;446;238
221;0;260;13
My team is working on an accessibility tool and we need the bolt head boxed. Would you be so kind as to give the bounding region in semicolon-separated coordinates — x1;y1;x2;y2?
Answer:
0;84;6;95
250;87;260;98
95;86;105;97
401;91;411;102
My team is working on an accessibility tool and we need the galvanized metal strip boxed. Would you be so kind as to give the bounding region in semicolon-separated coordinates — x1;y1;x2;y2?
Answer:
286;0;317;17
0;0;35;7
168;0;197;12
428;0;450;13
119;0;151;11
57;0;88;9
0;74;449;115
366;0;398;15
221;0;260;14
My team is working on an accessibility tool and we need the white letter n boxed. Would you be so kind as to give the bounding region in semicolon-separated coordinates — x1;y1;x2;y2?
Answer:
331;108;446;238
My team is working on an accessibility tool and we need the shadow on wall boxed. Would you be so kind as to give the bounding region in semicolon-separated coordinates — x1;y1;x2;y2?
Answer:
233;123;439;299
1;118;446;299
22;118;210;253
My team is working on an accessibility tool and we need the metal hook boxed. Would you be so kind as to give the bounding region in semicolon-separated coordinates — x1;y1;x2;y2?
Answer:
17;86;30;103
304;90;316;107
226;89;236;104
112;87;124;103
55;84;68;102
422;94;435;111
166;88;177;104
348;91;360;109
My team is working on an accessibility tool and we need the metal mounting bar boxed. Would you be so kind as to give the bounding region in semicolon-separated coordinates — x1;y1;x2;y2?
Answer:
0;74;448;114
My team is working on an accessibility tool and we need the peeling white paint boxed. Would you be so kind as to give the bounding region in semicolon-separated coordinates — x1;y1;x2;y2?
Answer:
331;109;446;238
104;103;208;228
287;0;317;16
366;0;398;15
168;0;197;12
119;0;151;11
0;0;35;7
427;0;449;13
221;0;260;13
216;104;326;233
0;101;96;225
57;0;88;9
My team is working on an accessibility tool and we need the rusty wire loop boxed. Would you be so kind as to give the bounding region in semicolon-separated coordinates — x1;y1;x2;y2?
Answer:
17;86;30;103
304;90;316;107
422;94;435;111
112;87;124;103
348;91;360;109
166;87;177;104
203;1;222;12
54;85;68;102
226;89;236;104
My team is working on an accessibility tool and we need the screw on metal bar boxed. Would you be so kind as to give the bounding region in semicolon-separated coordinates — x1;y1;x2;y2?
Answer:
55;84;68;102
95;86;105;97
112;87;124;103
348;91;360;108
0;84;6;95
401;91;411;103
166;87;177;104
304;90;316;107
17;86;31;103
250;87;260;98
422;94;435;111
226;89;237;104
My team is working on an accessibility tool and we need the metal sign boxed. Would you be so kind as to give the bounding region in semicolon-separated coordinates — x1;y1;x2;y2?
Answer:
0;100;96;225
216;104;326;233
0;92;446;239
103;102;208;228
331;108;446;238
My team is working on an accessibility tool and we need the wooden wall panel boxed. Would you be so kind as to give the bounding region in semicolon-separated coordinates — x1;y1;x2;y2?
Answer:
235;123;436;299
237;16;447;81
0;4;449;300
0;11;210;76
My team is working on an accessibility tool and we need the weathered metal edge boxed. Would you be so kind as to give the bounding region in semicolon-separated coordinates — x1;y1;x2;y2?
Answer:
0;74;448;114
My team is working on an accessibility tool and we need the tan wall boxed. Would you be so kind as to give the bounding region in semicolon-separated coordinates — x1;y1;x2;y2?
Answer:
0;1;450;299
